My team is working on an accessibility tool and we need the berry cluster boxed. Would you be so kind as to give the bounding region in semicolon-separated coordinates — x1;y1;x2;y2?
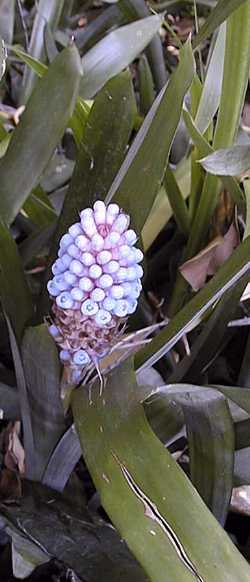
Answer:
47;201;143;378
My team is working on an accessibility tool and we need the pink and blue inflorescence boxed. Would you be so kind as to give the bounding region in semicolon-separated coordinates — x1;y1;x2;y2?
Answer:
47;201;143;377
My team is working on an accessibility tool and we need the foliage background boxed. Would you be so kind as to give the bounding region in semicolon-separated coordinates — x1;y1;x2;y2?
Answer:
1;1;250;580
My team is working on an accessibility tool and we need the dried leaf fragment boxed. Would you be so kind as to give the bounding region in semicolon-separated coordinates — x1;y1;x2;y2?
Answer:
180;224;239;291
4;421;25;475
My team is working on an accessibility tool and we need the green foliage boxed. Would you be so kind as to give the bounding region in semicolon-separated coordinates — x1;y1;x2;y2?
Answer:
108;38;195;232
72;359;250;581
0;44;82;225
1;1;250;580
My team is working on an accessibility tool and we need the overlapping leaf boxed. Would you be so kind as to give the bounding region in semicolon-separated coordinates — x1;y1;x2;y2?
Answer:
72;359;250;581
21;325;66;480
0;44;82;225
106;38;195;233
80;15;162;98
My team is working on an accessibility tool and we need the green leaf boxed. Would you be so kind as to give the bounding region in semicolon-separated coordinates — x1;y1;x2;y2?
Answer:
72;359;250;581
79;15;162;98
106;38;195;233
40;153;74;193
11;45;92;147
169;0;250;317
6;319;35;480
163;166;190;237
20;0;66;103
0;221;33;341
42;425;81;491
0;44;82;225
192;0;249;49
142;158;191;250
144;383;235;524
168;277;248;385
0;37;7;81
0;133;11;158
118;0;167;91
234;447;250;486
138;54;155;115
154;382;250;421
194;23;226;135
187;2;250;251
70;97;92;147
23;186;57;227
170;4;250;313
11;44;48;76
21;325;66;480
210;384;250;417
143;391;184;446
19;223;55;268
1;480;148;581
135;235;250;371
0;0;15;44
235;418;250;450
183;391;234;525
200;144;250;176
0;382;20;420
244;180;250;240
238;320;250;386
74;4;122;53
10;528;49;579
183;107;245;208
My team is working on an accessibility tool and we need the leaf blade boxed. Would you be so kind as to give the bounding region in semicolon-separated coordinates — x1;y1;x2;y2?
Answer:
106;38;195;233
135;235;250;371
0;44;82;225
192;0;249;49
72;359;250;581
80;15;162;98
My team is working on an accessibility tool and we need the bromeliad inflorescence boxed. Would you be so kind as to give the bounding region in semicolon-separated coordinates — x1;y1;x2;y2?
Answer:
47;201;143;382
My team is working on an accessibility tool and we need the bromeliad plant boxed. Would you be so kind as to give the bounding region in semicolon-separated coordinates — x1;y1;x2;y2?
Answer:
2;0;250;580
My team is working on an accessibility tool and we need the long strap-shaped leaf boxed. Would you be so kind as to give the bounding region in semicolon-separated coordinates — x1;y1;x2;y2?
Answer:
106;38;195;233
20;0;65;103
21;325;66;481
135;235;250;372
79;15;162;99
192;0;249;49
0;220;33;341
72;359;250;581
170;2;250;315
144;384;235;525
0;44;82;225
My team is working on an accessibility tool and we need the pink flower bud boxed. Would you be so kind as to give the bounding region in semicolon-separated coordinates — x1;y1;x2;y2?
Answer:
95;309;112;326
110;285;124;300
81;252;95;266
99;274;113;289
97;250;112;265
94;200;106;225
89;264;102;279
68;223;83;238
79;277;94;292
81;299;98;316
90;288;105;302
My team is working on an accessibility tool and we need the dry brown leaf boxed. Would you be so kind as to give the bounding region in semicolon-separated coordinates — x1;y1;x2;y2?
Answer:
4;421;25;475
209;223;239;273
180;224;239;291
179;236;223;291
231;486;250;516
